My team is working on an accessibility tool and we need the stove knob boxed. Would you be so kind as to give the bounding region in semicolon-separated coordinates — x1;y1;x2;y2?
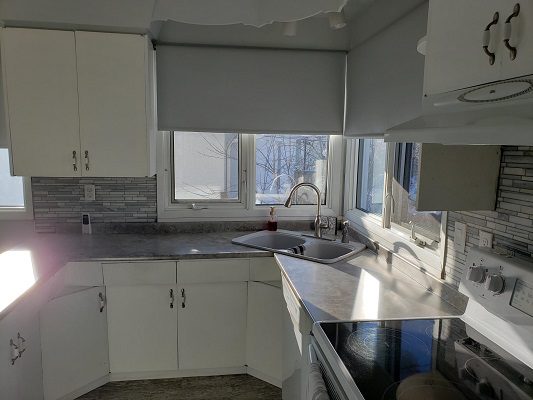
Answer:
485;274;505;294
476;378;495;397
467;266;486;283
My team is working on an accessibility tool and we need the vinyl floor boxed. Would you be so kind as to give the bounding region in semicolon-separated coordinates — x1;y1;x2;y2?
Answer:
76;374;282;400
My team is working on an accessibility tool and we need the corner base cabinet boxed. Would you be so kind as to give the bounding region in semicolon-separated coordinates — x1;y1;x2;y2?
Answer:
40;287;109;400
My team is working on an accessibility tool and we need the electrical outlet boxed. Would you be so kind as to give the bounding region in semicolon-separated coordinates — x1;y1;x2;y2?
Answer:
479;231;493;248
84;184;96;201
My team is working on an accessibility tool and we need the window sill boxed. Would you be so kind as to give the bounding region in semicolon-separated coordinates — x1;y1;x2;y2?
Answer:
0;209;33;221
346;209;444;278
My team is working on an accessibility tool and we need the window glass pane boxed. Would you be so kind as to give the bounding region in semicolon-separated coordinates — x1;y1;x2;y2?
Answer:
255;134;329;206
173;132;239;201
392;143;442;241
0;149;24;208
356;139;386;216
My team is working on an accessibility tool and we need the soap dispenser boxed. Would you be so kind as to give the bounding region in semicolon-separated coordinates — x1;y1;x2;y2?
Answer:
267;206;278;231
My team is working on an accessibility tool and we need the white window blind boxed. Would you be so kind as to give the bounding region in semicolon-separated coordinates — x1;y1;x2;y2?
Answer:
156;45;345;135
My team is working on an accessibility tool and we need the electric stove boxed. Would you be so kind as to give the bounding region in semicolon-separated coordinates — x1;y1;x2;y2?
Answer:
311;247;533;400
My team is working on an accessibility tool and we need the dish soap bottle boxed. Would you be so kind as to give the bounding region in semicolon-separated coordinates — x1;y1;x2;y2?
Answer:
267;206;278;231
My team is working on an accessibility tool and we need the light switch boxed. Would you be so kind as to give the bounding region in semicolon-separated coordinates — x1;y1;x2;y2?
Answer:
84;184;96;201
454;222;466;253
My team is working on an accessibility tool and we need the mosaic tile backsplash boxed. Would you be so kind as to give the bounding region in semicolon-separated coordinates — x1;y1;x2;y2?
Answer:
445;146;533;287
32;177;157;232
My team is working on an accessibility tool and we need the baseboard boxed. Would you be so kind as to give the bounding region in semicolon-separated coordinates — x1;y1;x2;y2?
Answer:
56;375;109;400
247;367;282;388
109;366;247;382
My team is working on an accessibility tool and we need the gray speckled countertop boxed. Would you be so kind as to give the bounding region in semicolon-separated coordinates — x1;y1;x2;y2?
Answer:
0;231;271;319
275;250;466;323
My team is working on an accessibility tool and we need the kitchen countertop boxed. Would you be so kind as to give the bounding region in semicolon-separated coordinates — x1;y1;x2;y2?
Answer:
1;230;466;325
275;250;466;323
0;231;271;319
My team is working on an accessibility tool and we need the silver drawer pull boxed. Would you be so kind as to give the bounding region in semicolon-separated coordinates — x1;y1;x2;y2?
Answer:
181;288;186;308
72;150;78;171
170;289;175;309
84;150;90;171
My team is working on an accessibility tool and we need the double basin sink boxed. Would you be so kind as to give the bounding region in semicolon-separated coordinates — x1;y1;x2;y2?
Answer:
232;230;365;264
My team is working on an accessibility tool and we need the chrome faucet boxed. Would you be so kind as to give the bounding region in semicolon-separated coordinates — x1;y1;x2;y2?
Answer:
284;182;328;238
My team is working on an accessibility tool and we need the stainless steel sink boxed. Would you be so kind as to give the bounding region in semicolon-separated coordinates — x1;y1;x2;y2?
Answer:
232;230;365;264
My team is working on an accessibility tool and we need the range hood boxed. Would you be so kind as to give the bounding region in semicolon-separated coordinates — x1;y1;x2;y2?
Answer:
385;75;533;145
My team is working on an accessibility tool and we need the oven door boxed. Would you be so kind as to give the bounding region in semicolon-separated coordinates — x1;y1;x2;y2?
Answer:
309;339;349;400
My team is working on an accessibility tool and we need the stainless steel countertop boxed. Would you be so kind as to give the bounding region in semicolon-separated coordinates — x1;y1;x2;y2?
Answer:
275;249;466;323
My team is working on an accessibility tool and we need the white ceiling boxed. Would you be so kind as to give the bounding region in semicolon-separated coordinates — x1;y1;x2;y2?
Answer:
0;0;427;50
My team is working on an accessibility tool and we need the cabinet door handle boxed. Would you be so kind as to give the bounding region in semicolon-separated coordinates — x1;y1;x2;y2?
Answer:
181;288;186;308
72;150;78;171
98;292;105;313
504;3;520;60
169;289;175;309
482;12;499;65
84;150;90;171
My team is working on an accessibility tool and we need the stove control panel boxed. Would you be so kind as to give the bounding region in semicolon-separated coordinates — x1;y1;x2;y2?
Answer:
460;247;533;325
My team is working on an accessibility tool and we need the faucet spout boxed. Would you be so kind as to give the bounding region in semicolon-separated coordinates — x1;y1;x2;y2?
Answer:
284;182;325;238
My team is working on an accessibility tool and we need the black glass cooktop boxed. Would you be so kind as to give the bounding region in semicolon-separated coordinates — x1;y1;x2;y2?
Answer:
319;318;533;400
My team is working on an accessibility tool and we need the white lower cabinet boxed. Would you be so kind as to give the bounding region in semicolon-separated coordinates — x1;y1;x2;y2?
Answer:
246;281;282;387
40;287;109;400
106;285;178;375
0;298;44;400
178;282;248;370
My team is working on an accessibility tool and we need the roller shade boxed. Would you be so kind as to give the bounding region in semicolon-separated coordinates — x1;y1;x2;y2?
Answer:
156;45;345;134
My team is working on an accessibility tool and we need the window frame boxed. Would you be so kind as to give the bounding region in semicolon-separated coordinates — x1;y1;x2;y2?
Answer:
157;131;343;222
0;177;33;220
344;139;447;276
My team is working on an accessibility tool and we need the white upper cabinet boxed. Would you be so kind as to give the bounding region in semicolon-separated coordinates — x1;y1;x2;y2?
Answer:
1;28;81;176
1;28;154;177
76;32;152;177
500;0;533;79
424;0;533;96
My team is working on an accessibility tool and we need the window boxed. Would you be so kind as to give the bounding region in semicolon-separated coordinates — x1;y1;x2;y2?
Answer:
392;143;442;241
157;132;343;221
356;139;386;216
255;134;329;206
172;132;240;202
345;139;445;271
0;148;32;219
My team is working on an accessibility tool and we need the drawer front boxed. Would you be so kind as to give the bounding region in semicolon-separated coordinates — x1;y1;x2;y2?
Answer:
249;257;281;282
178;259;249;284
103;261;177;285
63;262;103;286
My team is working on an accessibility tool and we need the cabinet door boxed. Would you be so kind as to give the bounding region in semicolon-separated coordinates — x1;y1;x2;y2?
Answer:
40;287;109;400
500;0;533;79
106;285;178;374
246;282;282;387
424;0;504;95
76;32;149;177
1;28;81;176
178;282;247;370
0;300;44;400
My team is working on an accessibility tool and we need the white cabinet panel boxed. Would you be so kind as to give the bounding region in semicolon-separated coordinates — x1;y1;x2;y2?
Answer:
250;257;281;282
40;287;109;400
424;0;504;95
103;261;176;286
1;28;80;176
246;282;282;387
178;259;249;284
76;31;150;177
178;282;247;370
106;285;178;373
0;299;44;400
500;0;533;80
